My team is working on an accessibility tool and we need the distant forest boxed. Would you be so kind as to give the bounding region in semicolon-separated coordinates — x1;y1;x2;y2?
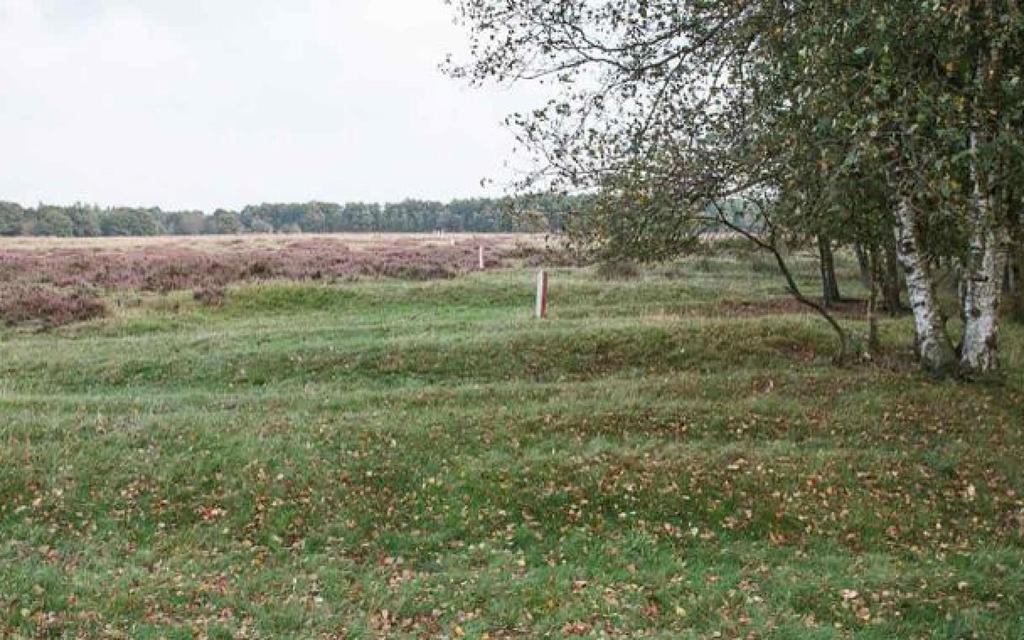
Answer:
0;195;587;237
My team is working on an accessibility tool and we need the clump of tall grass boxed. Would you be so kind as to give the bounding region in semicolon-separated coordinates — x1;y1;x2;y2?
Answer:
596;259;641;280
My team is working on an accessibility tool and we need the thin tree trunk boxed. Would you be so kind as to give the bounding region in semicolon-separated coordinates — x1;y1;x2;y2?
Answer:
892;194;957;376
818;235;841;308
1007;256;1017;295
1011;241;1024;321
881;234;904;315
854;243;871;288
960;137;1007;374
1014;246;1024;321
1006;196;1024;321
866;247;881;354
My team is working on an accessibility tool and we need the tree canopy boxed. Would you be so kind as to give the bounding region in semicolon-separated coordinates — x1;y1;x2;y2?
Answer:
448;0;1024;377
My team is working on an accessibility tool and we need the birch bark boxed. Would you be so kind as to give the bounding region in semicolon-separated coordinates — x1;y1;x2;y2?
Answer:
960;134;1007;374
892;195;957;375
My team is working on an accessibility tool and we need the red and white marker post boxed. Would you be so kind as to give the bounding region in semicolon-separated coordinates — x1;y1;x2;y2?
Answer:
535;270;548;318
478;245;485;270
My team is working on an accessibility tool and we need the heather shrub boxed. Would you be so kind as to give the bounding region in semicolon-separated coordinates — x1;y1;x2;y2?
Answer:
144;262;197;292
0;285;107;327
245;258;275;279
0;237;562;293
377;261;457;280
0;263;19;283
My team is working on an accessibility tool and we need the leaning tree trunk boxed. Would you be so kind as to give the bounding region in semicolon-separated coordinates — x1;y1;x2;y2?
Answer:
960;141;1007;375
817;235;841;308
892;195;957;376
717;213;853;363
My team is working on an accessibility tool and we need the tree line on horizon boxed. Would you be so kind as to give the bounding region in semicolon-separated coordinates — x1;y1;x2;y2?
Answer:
0;195;587;237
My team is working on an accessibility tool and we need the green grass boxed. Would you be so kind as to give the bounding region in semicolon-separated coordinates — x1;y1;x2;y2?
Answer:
1;256;1022;638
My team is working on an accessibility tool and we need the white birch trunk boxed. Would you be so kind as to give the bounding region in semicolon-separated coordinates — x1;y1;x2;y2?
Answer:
892;195;957;375
960;135;1007;373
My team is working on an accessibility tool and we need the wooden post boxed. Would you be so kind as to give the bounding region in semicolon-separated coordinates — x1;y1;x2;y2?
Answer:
478;245;485;270
535;270;548;318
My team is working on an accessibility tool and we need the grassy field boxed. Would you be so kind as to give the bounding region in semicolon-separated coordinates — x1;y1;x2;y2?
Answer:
1;238;1022;638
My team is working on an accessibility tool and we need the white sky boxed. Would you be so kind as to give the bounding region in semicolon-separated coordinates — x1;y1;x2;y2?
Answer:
0;0;539;211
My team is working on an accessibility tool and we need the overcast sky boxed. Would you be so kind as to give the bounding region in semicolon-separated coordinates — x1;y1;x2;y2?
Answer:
0;0;539;211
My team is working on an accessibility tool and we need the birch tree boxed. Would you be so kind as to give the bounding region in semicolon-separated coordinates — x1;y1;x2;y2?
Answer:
447;0;1024;376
